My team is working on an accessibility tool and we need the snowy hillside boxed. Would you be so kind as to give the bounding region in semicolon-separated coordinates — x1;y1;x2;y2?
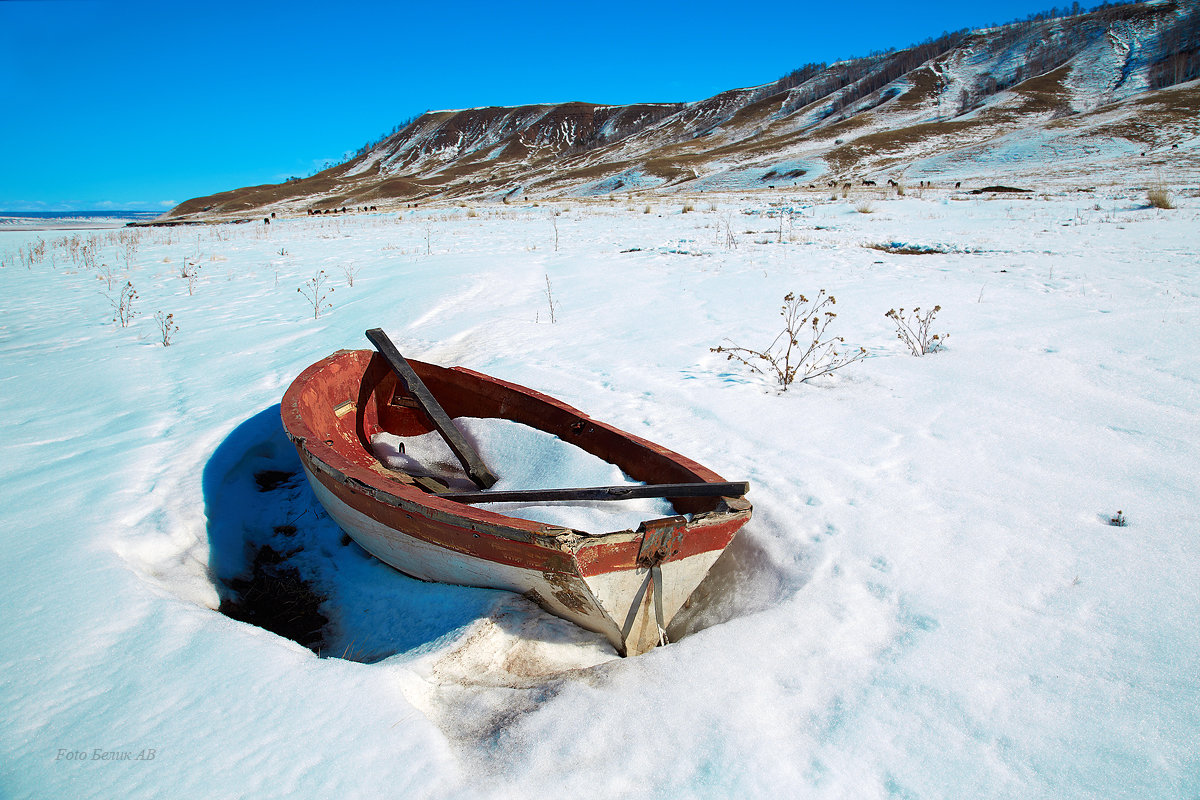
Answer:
1;182;1198;797
162;0;1200;221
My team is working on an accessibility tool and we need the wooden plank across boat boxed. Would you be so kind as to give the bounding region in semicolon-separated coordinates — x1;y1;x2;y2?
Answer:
280;338;752;656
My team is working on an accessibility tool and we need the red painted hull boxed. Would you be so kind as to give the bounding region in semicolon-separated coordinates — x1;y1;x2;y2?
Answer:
281;350;752;655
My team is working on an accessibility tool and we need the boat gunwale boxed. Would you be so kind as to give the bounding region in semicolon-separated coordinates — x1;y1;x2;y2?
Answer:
280;349;749;547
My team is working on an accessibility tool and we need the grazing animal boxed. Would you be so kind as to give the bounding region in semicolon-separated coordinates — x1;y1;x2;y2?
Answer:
887;179;897;187
955;181;961;188
863;179;876;186
264;217;270;225
271;212;276;218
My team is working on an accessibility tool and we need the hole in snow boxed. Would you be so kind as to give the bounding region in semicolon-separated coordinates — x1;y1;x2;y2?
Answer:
202;405;504;662
197;406;760;681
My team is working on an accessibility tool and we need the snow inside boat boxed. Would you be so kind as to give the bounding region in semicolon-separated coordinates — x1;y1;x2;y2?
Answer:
280;330;752;656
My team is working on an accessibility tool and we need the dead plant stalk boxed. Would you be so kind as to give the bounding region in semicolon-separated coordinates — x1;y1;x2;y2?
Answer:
712;291;866;390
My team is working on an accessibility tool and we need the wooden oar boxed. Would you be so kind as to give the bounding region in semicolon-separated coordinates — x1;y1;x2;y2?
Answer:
365;328;497;489
438;481;749;504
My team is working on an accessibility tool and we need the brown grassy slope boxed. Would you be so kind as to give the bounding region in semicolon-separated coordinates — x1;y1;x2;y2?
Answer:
1009;64;1076;113
820;64;1086;174
822;118;980;173
163;155;371;218
893;66;943;110
1085;82;1200;145
168;175;342;217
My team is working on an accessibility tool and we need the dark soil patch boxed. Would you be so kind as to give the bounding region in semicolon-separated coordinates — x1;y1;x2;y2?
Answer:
969;186;1032;194
254;469;297;492
866;242;949;255
762;167;807;181
219;544;329;650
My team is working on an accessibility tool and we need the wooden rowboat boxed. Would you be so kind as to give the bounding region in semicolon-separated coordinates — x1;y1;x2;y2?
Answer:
280;330;752;656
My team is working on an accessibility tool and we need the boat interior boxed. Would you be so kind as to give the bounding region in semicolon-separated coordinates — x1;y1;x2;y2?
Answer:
290;348;735;518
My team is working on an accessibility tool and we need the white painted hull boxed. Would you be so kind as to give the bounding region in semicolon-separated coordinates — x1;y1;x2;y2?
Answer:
304;463;722;655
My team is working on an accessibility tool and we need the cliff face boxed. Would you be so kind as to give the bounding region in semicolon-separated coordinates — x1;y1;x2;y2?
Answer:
164;1;1200;221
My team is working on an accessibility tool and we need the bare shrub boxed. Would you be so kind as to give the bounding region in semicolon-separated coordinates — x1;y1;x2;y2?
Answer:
1146;187;1175;209
543;273;557;323
721;213;739;249
886;305;948;355
297;270;334;319
19;238;46;269
154;311;178;346
855;201;874;214
98;262;119;290
182;259;201;295
79;237;99;270
682;203;695;213
119;228;140;265
712;290;867;390
108;281;139;327
776;208;791;243
340;261;359;286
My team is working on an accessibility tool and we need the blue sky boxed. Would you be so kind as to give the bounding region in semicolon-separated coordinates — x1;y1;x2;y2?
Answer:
1;0;1075;211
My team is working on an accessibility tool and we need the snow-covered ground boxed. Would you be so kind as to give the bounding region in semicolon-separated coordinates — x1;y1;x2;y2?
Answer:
1;187;1198;798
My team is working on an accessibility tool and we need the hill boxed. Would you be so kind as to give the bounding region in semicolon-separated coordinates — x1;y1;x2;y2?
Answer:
161;0;1200;222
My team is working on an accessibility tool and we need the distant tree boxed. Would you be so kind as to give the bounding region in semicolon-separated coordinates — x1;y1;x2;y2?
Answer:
1149;1;1200;89
958;88;973;115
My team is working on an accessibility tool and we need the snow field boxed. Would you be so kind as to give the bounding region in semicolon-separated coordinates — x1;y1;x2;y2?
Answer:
1;189;1198;798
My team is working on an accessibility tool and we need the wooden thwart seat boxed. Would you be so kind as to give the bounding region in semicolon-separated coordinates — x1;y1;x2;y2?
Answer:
439;481;749;504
